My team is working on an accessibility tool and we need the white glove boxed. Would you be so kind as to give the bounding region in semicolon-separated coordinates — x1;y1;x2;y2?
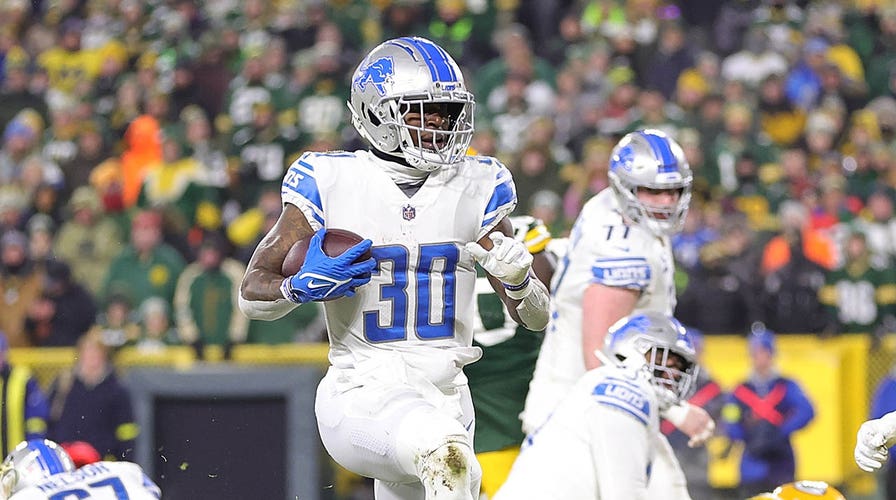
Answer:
663;402;716;448
465;232;532;286
855;413;896;472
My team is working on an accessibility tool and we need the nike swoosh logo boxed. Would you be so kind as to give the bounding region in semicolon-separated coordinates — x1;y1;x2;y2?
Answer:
299;272;352;298
613;246;631;252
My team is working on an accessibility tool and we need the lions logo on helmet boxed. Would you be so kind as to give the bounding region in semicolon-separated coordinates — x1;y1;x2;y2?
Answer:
603;312;699;409
0;439;75;497
748;480;846;500
354;57;394;97
348;37;475;172
608;129;693;236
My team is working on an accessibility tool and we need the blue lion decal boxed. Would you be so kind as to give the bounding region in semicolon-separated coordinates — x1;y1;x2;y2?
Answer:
354;56;394;96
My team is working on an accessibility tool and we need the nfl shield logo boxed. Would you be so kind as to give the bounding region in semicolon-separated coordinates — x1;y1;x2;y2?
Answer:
402;204;416;221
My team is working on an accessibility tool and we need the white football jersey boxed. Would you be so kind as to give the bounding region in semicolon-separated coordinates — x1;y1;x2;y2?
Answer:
523;188;676;432
12;461;160;499
495;363;690;500
281;150;516;381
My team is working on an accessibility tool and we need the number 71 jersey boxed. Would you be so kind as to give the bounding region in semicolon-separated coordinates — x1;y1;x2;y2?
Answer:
281;150;517;367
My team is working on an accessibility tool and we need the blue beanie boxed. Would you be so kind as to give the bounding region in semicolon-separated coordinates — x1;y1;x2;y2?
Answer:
748;323;775;353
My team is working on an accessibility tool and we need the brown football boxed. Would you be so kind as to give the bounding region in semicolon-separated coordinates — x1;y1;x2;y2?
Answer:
281;228;371;276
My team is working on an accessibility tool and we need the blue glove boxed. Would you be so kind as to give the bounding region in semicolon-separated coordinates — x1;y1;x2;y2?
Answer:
280;229;376;304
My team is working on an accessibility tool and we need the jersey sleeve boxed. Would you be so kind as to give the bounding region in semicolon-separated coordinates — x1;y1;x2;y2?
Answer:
588;232;651;291
477;158;517;240
281;152;325;231
587;376;652;498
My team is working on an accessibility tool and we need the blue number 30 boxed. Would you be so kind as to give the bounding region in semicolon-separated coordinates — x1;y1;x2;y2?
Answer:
364;243;459;342
49;477;130;499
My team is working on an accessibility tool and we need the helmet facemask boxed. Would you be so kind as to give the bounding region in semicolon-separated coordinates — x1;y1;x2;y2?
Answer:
394;96;474;171
642;342;699;409
608;129;693;236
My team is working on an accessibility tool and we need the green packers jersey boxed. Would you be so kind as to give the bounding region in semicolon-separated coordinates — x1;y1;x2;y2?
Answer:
465;268;544;453
818;261;896;333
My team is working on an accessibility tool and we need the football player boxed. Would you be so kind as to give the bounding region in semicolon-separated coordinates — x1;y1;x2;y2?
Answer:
522;129;714;445
494;312;699;499
0;439;160;499
238;37;550;500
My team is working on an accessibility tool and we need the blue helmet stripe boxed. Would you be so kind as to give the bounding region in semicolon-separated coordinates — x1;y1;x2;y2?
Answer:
400;37;453;82
32;441;64;475
429;42;458;81
640;132;677;173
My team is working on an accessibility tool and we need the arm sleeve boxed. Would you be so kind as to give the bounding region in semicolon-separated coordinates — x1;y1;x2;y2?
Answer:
587;225;651;291
781;380;815;436
281;153;325;231
871;378;896;420
477;159;517;240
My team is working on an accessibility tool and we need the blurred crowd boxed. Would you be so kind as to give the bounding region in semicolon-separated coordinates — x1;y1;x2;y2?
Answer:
1;0;896;351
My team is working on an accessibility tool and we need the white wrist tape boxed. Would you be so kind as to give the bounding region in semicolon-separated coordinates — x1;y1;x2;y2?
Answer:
662;402;688;427
238;294;298;321
513;278;549;331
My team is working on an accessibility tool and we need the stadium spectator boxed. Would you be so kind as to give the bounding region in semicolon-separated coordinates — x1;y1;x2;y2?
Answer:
173;232;247;360
723;325;815;497
52;186;123;296
47;332;138;461
101;210;185;310
119;115;162;209
23;259;96;347
818;229;896;337
676;212;762;334
129;297;179;353
0;229;43;346
0;330;48;455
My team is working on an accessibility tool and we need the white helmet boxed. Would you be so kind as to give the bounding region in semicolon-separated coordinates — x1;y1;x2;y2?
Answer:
603;312;699;408
348;37;475;172
608;129;692;236
0;440;75;496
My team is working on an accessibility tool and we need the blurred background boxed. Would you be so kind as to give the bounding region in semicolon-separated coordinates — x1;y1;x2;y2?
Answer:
2;0;896;498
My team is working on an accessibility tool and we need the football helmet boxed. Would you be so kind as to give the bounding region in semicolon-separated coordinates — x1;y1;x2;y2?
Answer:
608;129;692;236
604;312;699;408
348;37;474;172
0;439;75;496
747;480;845;500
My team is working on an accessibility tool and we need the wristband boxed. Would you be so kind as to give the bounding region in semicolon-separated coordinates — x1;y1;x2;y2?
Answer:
504;275;532;300
662;402;688;427
503;274;530;291
281;278;303;304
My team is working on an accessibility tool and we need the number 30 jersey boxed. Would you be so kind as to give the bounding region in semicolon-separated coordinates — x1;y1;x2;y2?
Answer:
523;188;675;432
281;150;517;379
12;461;161;499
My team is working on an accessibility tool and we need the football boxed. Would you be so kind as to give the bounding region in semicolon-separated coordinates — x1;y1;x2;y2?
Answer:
281;228;371;276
